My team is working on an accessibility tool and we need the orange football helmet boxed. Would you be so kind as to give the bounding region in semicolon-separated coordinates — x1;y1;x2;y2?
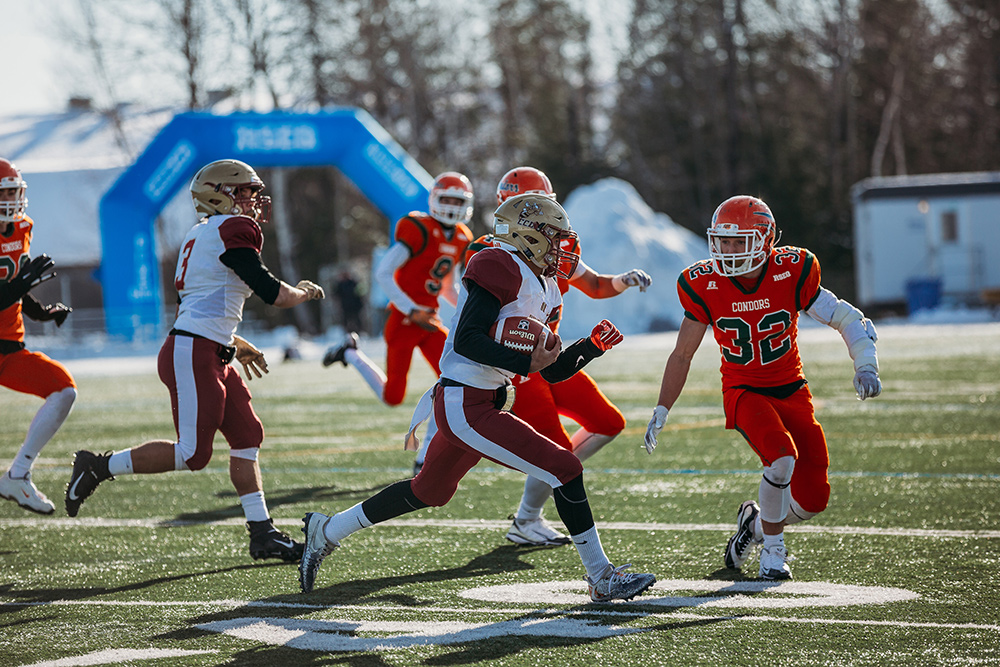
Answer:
428;172;474;226
707;195;778;276
0;158;28;223
496;166;555;205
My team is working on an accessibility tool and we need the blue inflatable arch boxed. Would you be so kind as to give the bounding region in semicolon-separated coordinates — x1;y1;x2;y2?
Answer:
99;108;432;340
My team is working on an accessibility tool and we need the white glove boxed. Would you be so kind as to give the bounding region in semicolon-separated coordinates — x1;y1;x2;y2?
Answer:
296;280;326;300
643;405;669;454
614;269;652;293
853;365;882;400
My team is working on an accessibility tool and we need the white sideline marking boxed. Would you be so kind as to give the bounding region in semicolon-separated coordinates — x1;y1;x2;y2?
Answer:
3;516;999;539
20;648;215;667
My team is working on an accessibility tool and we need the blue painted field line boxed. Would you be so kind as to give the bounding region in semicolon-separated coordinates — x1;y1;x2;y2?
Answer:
265;466;1000;481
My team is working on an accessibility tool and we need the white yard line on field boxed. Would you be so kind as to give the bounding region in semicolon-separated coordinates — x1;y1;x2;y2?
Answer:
2;516;999;539
3;598;999;634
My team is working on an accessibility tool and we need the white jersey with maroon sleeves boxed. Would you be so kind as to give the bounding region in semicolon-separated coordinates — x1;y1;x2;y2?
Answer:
439;247;562;389
171;215;263;346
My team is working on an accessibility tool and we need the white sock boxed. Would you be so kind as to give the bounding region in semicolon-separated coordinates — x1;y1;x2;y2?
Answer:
345;348;388;403
9;387;76;478
108;451;134;476
571;525;612;581
763;533;785;550
516;477;552;521
240;491;270;523
324;501;373;543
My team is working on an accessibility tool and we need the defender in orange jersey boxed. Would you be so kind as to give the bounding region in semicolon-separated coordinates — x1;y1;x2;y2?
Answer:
323;172;475;407
0;158;76;515
644;195;882;581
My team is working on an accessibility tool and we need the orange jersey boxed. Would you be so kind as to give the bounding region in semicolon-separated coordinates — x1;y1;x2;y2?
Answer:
678;246;822;391
393;213;473;309
0;216;34;341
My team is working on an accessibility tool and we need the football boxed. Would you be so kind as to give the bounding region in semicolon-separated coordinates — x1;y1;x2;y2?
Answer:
488;315;550;355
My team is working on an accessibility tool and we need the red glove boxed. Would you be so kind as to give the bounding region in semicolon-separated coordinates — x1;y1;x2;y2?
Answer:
590;319;623;352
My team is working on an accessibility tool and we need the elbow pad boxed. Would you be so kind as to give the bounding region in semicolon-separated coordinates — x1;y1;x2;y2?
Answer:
806;288;878;372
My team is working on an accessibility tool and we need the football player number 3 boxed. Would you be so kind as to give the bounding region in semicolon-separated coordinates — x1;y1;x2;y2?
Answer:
716;310;792;365
175;238;196;291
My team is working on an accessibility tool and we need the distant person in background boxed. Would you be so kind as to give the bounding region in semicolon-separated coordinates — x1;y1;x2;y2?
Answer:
0;158;75;515
322;172;475;407
644;195;882;580
65;159;325;563
334;270;364;334
419;166;652;547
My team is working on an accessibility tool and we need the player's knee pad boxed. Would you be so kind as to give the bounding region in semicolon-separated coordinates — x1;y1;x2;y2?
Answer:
50;386;77;409
230;447;259;462
785;496;822;525
763;455;795;489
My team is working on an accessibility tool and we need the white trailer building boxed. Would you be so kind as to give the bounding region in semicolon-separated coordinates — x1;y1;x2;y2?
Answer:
851;172;1000;312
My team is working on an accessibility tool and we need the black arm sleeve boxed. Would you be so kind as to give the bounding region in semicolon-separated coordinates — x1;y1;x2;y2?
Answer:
0;282;24;311
219;247;282;305
453;280;532;376
20;294;48;321
539;336;605;384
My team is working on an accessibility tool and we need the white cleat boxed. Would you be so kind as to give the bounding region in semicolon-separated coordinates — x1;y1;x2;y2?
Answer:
586;563;656;602
506;515;571;547
0;472;55;515
298;512;339;593
759;545;793;580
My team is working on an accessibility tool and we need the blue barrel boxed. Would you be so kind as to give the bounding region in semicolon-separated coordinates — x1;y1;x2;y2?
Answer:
906;278;942;314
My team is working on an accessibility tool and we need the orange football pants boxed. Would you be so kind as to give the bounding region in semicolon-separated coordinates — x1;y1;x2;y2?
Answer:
727;385;831;514
382;306;446;406
0;348;76;398
511;371;625;450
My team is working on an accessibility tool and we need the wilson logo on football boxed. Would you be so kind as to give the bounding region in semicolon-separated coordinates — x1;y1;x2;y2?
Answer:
489;316;546;355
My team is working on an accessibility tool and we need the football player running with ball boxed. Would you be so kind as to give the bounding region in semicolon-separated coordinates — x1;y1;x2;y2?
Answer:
65;160;325;563
299;193;657;602
644;195;882;580
322;172;474;407
0;158;76;515
420;166;652;548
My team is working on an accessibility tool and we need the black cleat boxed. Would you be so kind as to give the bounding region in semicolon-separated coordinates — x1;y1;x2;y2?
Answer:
248;519;305;562
65;450;113;517
322;332;358;368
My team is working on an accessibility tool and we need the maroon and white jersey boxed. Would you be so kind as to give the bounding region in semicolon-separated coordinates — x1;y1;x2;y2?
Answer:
171;215;263;345
439;246;562;389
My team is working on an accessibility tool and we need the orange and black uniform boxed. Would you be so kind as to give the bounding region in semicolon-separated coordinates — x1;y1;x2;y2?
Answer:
678;246;831;513
0;216;76;399
382;213;472;406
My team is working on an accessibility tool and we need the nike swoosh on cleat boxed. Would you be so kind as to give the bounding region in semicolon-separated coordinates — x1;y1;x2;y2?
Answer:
66;476;85;502
273;539;294;549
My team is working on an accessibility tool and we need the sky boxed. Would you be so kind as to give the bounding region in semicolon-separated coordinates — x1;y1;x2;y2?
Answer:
5;1;77;116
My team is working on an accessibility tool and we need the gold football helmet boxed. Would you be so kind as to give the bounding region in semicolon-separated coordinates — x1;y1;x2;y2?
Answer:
492;193;578;279
190;159;271;223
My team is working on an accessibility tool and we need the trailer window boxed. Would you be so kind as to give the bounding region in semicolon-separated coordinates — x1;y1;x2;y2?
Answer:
941;211;958;243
